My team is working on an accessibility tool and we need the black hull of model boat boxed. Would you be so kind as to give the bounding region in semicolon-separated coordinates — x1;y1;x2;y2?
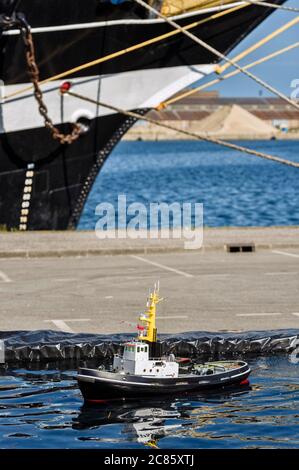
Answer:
0;1;286;230
77;363;251;402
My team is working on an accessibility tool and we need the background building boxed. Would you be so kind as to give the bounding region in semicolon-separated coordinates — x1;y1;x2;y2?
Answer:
125;91;299;140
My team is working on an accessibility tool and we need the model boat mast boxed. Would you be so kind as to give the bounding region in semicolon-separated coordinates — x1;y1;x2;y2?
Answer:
138;282;163;344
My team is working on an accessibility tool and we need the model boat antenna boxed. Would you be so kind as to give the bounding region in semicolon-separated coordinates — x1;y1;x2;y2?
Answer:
138;283;163;343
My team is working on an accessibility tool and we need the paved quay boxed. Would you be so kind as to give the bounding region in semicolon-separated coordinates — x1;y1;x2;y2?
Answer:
0;228;298;334
1;226;299;258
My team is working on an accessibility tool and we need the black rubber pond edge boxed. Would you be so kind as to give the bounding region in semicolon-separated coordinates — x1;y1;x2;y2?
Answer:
0;329;299;363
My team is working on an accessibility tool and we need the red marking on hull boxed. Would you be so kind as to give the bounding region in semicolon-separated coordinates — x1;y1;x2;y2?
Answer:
240;379;250;386
86;399;109;404
86;398;123;404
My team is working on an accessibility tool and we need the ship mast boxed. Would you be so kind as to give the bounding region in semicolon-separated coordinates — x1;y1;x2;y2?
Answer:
138;283;163;343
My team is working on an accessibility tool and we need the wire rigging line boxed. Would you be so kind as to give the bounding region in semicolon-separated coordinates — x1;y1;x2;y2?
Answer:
243;1;299;13
134;0;299;112
160;41;299;108
2;3;247;102
216;14;299;74
66;89;299;169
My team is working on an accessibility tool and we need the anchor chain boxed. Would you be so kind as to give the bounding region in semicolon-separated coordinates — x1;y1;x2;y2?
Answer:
2;13;81;145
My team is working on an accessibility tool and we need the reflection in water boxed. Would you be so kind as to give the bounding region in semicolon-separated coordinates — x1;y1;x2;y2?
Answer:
73;387;250;448
0;356;298;448
75;403;187;448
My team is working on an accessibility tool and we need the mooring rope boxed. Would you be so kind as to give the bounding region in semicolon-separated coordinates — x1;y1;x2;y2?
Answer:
244;1;299;13
134;0;299;112
159;41;299;108
65;89;299;169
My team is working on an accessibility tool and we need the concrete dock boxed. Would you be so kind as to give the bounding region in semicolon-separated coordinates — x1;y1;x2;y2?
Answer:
1;226;299;258
0;227;298;334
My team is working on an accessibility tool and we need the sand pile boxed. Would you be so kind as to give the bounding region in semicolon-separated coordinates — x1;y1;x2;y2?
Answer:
197;104;278;138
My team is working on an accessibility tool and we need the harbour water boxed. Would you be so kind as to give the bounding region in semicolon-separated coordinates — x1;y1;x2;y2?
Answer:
79;140;299;230
0;356;298;449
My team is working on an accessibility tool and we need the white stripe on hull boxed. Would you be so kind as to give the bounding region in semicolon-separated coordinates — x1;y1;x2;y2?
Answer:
0;64;215;133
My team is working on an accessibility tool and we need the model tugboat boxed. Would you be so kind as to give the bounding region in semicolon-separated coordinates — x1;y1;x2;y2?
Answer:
77;285;251;402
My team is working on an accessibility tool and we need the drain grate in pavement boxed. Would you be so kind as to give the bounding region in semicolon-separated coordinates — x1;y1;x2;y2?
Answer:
226;243;255;253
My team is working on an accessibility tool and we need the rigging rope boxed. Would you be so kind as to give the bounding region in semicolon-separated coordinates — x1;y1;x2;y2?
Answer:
2;1;297;149
134;0;299;112
65;89;299;169
159;41;299;108
244;1;299;13
216;14;299;74
3;3;247;102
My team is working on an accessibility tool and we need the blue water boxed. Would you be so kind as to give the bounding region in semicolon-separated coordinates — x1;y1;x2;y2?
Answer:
78;140;299;229
0;356;298;448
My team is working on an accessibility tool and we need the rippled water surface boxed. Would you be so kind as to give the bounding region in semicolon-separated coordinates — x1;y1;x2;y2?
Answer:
0;356;298;448
79;140;299;229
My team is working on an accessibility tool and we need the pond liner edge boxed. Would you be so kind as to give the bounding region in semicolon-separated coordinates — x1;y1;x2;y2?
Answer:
0;329;298;363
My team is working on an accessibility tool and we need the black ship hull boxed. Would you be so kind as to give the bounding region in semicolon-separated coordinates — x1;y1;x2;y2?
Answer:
77;361;251;402
0;0;286;230
0;110;145;229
